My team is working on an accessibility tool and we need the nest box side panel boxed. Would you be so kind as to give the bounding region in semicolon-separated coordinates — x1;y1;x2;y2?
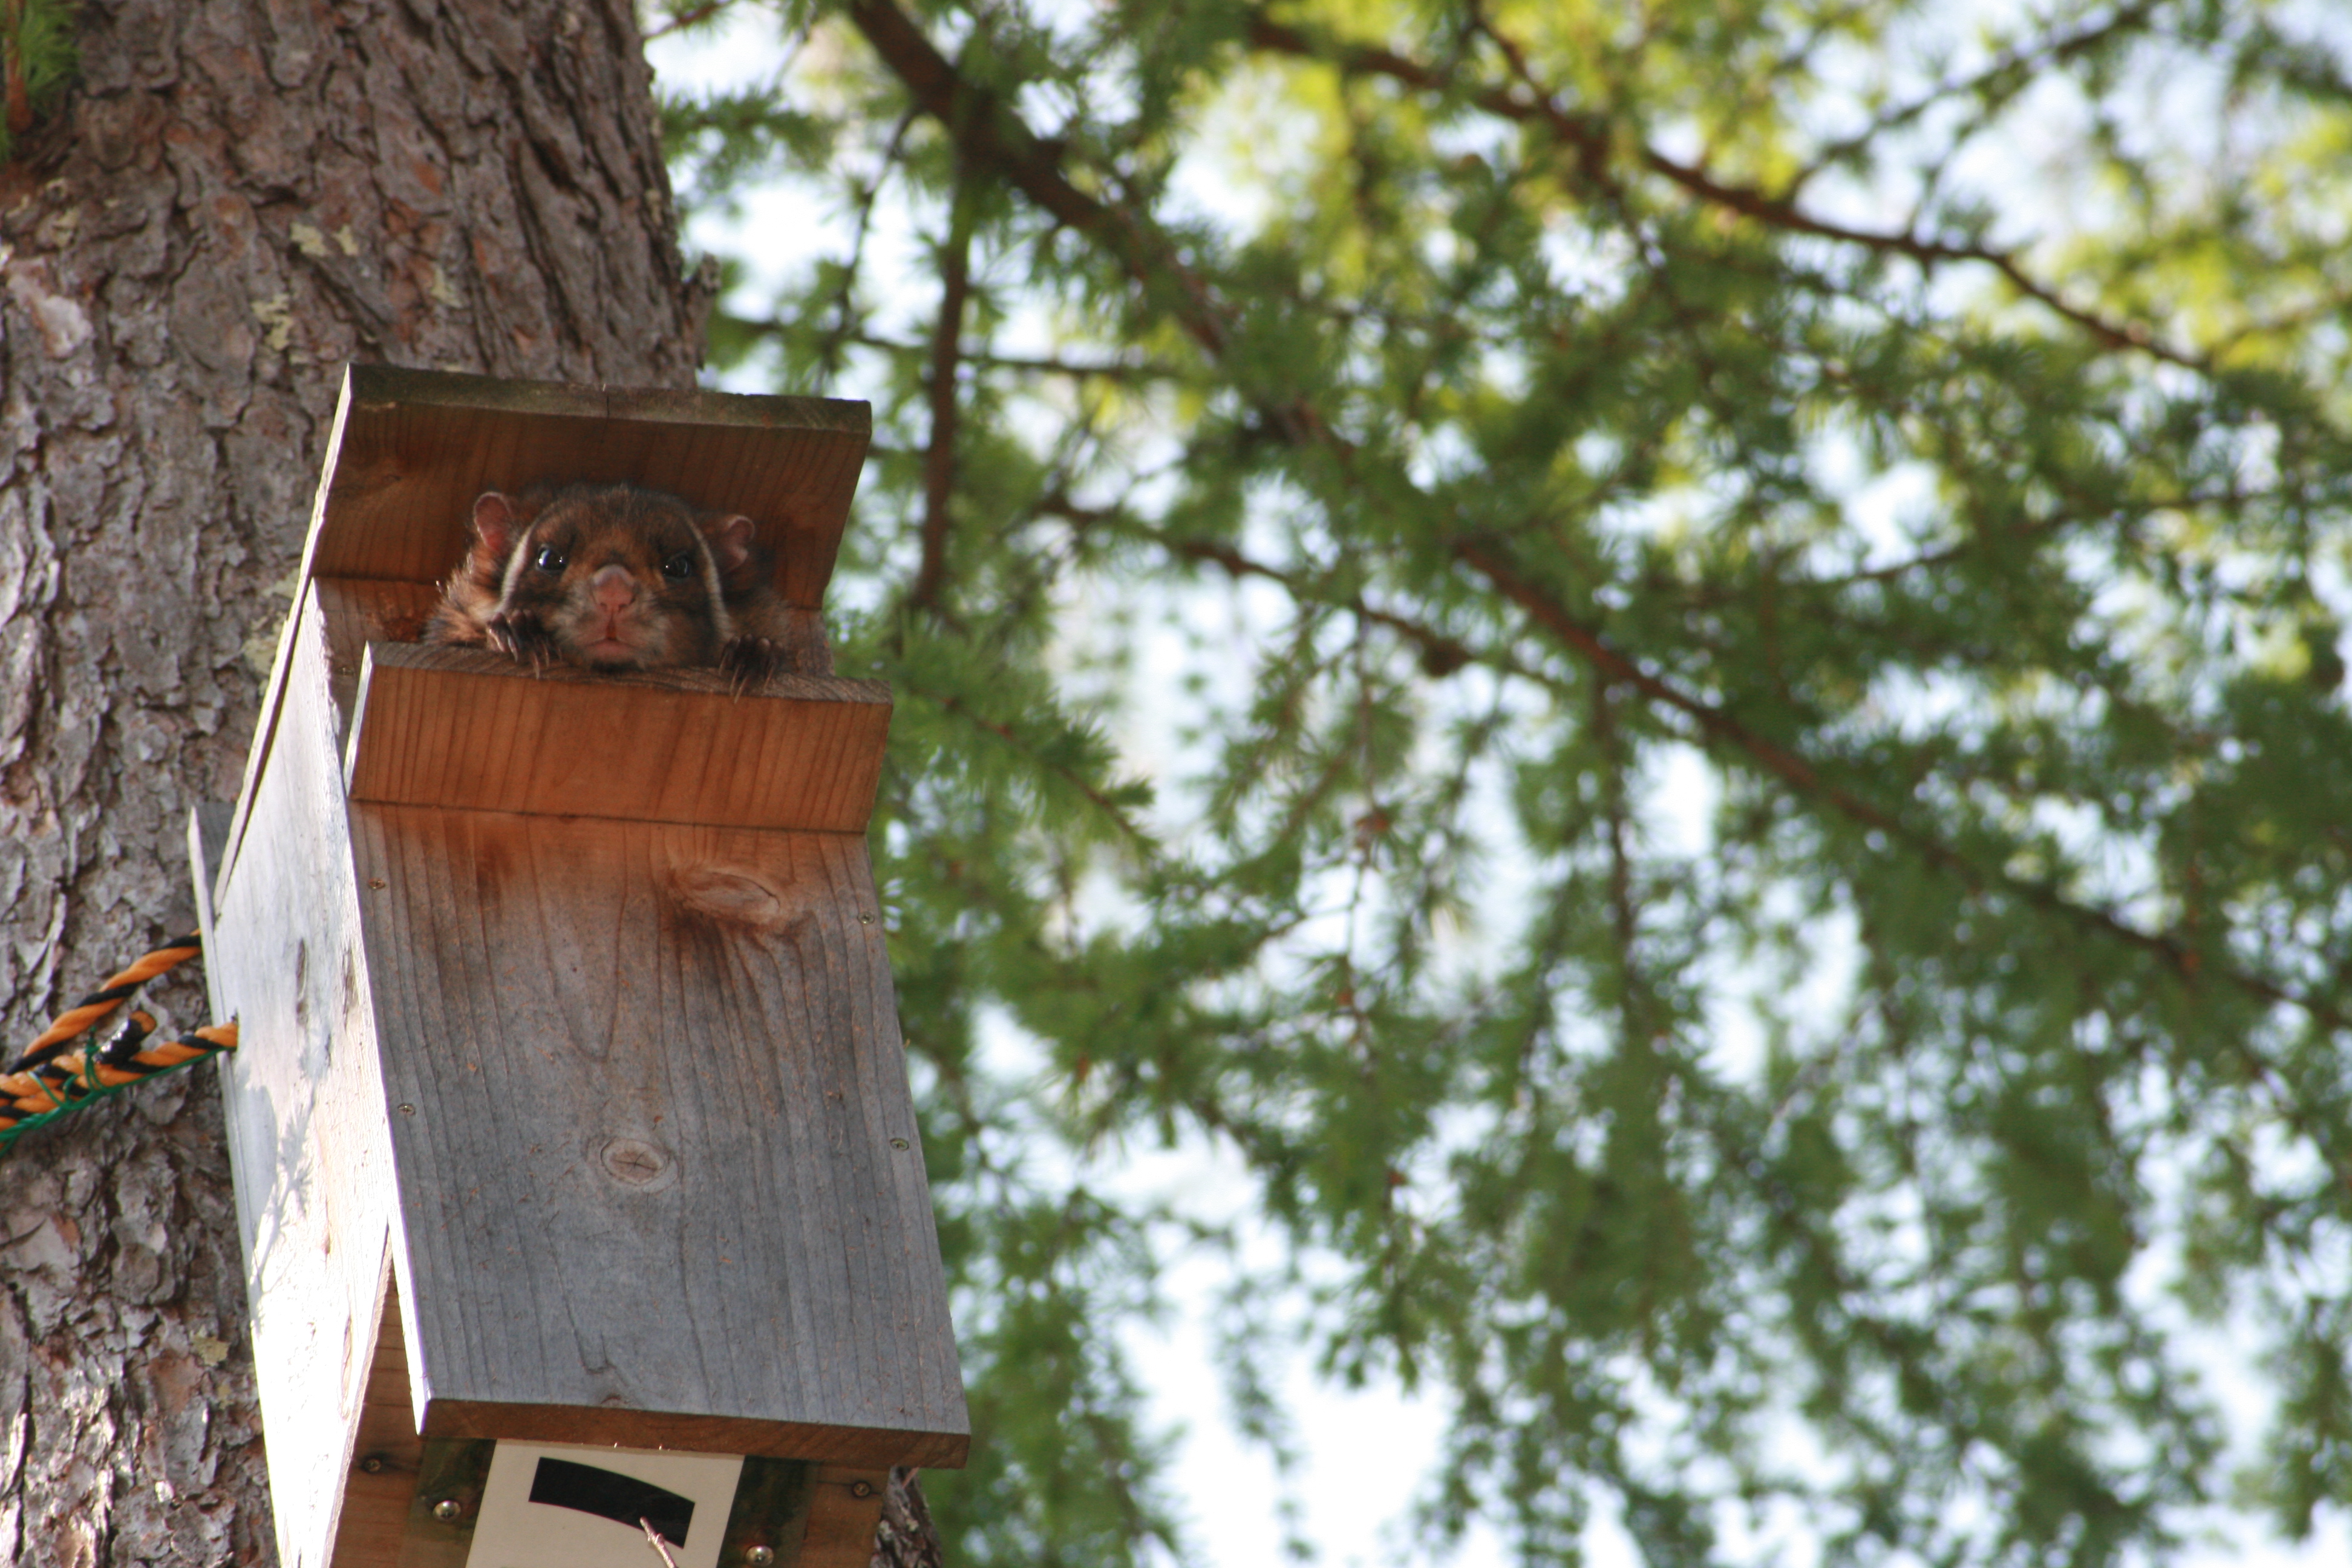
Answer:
348;806;969;1466
206;586;404;1568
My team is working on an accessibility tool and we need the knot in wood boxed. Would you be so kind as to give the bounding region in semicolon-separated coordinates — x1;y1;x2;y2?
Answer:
668;864;805;933
596;1136;676;1191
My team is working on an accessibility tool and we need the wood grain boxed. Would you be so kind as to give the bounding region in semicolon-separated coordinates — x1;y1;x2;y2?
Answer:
343;641;893;831
187;803;234;953
349;805;969;1467
799;1468;893;1568
328;1267;430;1568
216;365;873;909
201;367;962;1566
304;364;870;607
391;1440;495;1568
317;578;442;734
204;592;407;1568
718;1458;820;1568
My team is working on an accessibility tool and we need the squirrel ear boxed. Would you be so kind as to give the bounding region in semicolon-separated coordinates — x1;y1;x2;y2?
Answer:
472;491;523;557
701;512;760;577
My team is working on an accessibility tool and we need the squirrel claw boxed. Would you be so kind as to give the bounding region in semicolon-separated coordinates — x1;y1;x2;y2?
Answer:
488;611;557;673
719;635;785;696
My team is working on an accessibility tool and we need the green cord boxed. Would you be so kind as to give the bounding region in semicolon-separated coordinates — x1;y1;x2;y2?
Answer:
0;1046;227;1155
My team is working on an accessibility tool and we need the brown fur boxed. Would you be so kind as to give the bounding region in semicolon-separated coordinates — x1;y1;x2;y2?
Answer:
424;482;818;681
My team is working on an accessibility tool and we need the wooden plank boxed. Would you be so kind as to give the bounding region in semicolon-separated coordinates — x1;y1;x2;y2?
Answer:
348;805;969;1468
718;1459;821;1568
214;365;871;907
187;799;234;1019
328;1266;428;1568
342;642;892;832
391;1440;495;1568
188;803;234;926
206;592;407;1568
215;573;331;927
214;384;359;920
308;364;869;608
321;1279;865;1566
797;1469;891;1568
316;578;440;736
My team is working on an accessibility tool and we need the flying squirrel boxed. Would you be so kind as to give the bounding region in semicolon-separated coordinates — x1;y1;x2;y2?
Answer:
423;482;828;682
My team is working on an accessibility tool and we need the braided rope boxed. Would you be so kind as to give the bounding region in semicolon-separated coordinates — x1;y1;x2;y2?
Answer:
0;932;238;1153
4;931;203;1074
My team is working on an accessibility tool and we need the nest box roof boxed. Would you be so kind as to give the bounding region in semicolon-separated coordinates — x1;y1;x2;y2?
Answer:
301;364;872;609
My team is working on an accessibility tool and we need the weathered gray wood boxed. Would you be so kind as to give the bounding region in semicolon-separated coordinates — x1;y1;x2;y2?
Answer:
188;799;236;1061
342;639;892;832
189;805;236;923
347;805;968;1468
199;361;961;1565
205;587;405;1568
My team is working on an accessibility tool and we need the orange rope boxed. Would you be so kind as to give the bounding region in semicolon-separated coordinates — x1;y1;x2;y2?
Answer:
0;935;237;1152
4;932;203;1076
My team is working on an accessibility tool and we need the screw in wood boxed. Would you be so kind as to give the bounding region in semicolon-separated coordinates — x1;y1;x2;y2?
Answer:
431;1499;461;1522
358;1455;385;1474
399;1104;415;1116
890;1138;910;1150
746;1549;776;1566
850;1480;876;1498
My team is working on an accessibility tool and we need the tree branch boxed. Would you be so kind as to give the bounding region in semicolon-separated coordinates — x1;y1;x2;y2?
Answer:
642;0;733;41
846;0;2352;1149
803;109;916;384
1794;0;2161;188
844;0;1235;359
1244;6;2203;370
913;175;973;619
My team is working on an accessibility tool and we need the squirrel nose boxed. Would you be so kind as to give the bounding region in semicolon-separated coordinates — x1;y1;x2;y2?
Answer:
590;564;638;615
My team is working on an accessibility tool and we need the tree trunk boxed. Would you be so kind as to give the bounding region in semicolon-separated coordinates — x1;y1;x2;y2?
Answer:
0;1;737;1561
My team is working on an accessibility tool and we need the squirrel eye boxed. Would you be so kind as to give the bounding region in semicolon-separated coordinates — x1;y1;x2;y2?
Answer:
661;550;696;581
533;545;566;573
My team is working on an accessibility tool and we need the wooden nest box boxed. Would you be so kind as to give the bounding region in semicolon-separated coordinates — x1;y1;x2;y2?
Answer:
191;366;967;1568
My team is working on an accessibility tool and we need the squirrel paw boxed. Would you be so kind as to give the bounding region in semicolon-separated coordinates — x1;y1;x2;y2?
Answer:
487;611;558;673
719;635;787;693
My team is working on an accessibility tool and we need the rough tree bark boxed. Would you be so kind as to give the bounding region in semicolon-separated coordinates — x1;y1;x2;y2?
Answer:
0;2;937;1563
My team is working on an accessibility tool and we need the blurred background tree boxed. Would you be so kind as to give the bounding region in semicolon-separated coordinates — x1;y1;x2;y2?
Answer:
648;1;2352;1564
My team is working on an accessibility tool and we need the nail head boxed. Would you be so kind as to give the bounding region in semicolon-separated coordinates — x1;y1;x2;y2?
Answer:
431;1498;461;1522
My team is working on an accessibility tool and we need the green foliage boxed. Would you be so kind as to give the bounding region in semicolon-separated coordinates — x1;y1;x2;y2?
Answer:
0;0;76;162
652;1;2352;1563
